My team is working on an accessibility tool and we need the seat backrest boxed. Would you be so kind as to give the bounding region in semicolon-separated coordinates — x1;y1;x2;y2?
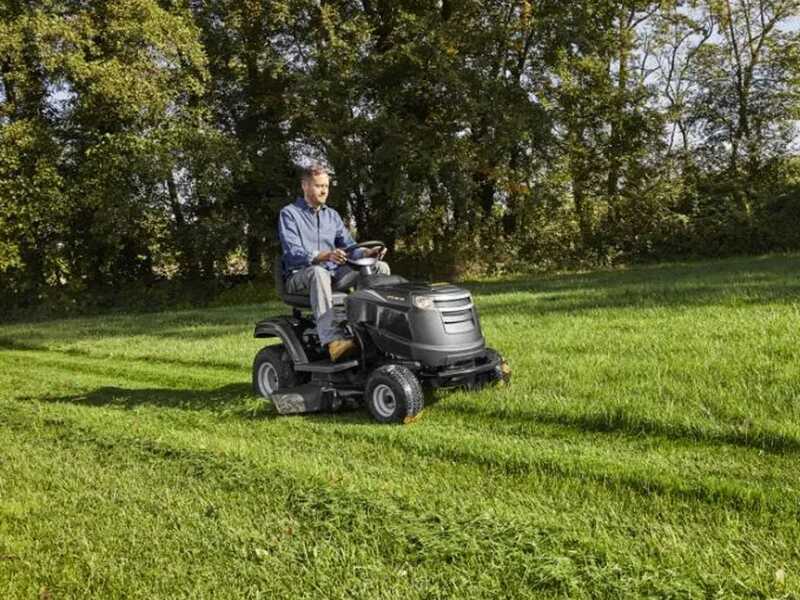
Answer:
273;255;287;296
273;255;312;308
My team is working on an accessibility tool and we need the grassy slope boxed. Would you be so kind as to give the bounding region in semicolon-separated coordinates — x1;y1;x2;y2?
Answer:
1;254;799;599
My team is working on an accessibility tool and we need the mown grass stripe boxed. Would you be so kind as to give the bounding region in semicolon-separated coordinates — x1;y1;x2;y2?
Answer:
434;397;800;455
0;339;248;372
313;424;796;515
0;349;234;391
6;394;797;522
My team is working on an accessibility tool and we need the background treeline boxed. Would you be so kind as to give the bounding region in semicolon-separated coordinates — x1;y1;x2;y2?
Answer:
2;0;799;314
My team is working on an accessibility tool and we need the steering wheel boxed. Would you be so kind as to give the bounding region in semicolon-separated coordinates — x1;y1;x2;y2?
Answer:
344;240;386;268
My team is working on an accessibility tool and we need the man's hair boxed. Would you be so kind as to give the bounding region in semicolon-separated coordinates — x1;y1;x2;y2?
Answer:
300;162;330;182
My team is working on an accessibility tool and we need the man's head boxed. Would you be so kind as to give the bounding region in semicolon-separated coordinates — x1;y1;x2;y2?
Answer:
301;163;330;209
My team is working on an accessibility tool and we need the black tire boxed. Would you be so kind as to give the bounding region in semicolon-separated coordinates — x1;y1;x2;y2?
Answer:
252;345;298;398
365;365;424;424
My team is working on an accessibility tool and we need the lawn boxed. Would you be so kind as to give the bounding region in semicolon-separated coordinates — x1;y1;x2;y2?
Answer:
1;254;799;599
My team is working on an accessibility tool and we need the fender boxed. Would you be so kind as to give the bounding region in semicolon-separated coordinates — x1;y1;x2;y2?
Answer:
253;317;309;365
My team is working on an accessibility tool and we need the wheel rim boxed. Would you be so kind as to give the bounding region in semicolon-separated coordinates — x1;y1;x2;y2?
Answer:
372;384;396;418
258;362;279;394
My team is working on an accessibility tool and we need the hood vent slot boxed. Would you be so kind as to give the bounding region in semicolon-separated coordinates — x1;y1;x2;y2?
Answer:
433;294;475;333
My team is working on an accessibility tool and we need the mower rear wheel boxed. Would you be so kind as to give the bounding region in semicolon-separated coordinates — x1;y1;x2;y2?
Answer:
365;365;424;424
252;344;298;398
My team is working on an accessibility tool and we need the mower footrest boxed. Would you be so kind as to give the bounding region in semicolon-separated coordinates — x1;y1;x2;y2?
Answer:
295;359;359;373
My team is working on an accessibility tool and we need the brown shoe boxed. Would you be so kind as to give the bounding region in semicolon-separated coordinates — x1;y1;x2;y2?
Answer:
328;338;358;362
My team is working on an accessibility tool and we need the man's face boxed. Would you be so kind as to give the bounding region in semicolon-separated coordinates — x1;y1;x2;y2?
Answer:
302;173;330;208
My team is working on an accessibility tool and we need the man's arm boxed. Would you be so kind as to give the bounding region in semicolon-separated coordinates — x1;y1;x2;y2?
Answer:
334;212;386;259
333;211;366;259
278;209;317;269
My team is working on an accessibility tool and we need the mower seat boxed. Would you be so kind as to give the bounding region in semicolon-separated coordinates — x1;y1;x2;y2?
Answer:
274;257;346;309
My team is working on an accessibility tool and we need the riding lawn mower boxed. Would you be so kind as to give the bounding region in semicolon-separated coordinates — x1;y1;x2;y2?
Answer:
252;241;510;423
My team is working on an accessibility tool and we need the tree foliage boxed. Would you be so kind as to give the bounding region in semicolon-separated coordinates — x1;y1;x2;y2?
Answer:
1;0;799;312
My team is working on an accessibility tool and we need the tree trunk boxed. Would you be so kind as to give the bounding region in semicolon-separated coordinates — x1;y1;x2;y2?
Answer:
569;127;593;252
246;227;263;278
572;171;593;252
167;173;200;280
606;9;631;204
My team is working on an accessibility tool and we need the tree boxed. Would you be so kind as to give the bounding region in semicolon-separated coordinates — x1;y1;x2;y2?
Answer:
0;0;208;305
691;0;800;180
191;0;301;277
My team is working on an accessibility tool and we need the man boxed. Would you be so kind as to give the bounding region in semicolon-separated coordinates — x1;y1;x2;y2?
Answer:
278;163;390;362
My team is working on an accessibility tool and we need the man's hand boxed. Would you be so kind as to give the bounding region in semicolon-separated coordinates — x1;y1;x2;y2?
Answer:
316;249;347;265
363;246;388;260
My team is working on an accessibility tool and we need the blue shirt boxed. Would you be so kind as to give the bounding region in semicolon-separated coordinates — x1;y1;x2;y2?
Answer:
278;198;361;276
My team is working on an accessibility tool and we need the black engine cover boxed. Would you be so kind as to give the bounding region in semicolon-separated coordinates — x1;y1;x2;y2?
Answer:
346;282;486;367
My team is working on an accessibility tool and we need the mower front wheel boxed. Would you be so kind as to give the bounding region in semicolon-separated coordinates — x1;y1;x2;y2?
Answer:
365;365;424;424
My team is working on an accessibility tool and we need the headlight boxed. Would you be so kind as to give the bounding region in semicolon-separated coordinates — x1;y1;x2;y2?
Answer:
412;296;434;310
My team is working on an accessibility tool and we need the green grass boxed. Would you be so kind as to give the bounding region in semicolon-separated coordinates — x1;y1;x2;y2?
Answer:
2;254;799;599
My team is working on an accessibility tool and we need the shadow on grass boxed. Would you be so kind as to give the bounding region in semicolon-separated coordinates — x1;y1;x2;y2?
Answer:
447;402;800;455
0;303;284;344
0;338;246;372
37;384;380;423
40;383;274;415
0;337;38;351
